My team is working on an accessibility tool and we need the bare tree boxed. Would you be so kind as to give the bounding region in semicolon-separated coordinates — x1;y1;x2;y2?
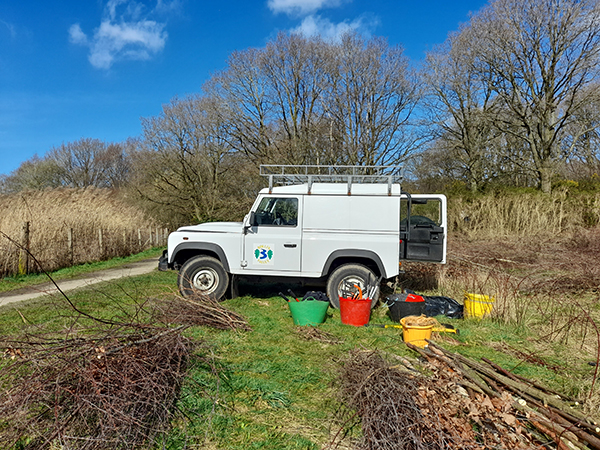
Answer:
208;48;273;164
49;138;106;188
261;33;334;164
0;155;63;193
99;140;132;188
561;83;600;179
0;139;129;193
48;138;130;188
135;95;245;226
208;32;419;168
326;33;421;166
422;27;500;192
468;0;600;193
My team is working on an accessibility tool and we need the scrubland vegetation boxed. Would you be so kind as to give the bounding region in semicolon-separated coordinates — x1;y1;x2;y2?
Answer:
2;0;600;447
1;186;600;448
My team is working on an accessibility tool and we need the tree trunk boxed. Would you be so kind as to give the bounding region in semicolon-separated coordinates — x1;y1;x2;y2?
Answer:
469;178;478;194
539;166;553;194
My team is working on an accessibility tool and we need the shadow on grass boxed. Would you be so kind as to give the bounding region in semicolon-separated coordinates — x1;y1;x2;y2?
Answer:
233;276;326;301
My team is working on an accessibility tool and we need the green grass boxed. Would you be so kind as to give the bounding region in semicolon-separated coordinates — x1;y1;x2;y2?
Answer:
0;270;597;449
0;247;165;294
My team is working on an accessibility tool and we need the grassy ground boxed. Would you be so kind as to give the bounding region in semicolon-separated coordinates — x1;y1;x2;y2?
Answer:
1;262;597;449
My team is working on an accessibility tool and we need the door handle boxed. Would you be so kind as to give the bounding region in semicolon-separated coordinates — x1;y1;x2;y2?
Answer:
284;243;297;248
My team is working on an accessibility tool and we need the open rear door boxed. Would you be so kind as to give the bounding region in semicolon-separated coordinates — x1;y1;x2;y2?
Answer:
400;195;446;263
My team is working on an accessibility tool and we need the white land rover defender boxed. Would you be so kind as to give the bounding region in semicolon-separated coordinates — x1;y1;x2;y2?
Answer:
158;165;447;307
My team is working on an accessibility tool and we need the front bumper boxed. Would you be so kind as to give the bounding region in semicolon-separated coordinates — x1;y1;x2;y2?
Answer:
158;250;169;271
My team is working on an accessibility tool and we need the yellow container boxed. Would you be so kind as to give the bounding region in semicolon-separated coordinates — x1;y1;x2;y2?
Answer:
464;293;495;318
400;317;433;348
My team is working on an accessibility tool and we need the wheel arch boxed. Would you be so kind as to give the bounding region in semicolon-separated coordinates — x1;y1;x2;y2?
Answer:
320;250;387;279
171;242;231;272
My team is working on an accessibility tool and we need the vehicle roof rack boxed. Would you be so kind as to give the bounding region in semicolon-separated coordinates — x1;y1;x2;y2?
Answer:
260;164;402;195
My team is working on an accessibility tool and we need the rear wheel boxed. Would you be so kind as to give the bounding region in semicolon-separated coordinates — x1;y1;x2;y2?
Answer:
178;256;229;300
326;264;378;309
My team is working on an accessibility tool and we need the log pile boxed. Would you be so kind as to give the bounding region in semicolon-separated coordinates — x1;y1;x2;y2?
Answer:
335;344;600;450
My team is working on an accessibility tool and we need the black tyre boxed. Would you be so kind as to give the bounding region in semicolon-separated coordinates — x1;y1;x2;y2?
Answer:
326;263;378;309
178;256;229;300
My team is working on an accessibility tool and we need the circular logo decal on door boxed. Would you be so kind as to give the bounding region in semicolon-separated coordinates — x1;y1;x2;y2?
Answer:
254;244;274;265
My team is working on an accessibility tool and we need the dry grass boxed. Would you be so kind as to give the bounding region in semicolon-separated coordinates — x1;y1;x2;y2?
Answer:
436;229;600;337
0;188;163;277
449;190;600;237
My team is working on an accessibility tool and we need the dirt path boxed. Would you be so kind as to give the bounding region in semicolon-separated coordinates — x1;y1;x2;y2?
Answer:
0;258;159;308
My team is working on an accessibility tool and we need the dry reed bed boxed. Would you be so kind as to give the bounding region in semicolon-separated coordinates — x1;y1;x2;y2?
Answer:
0;188;161;277
448;190;600;237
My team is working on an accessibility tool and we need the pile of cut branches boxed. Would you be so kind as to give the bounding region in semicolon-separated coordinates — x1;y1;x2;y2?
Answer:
335;346;600;450
149;293;252;331
0;323;194;450
0;292;251;449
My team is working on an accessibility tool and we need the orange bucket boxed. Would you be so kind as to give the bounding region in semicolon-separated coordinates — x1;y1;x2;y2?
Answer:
400;317;433;348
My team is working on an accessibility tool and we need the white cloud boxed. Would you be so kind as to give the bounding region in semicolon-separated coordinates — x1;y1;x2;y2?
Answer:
69;1;169;70
268;0;343;16
291;14;378;41
68;24;88;45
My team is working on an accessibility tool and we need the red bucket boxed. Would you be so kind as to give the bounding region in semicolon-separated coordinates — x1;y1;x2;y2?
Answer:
339;297;371;326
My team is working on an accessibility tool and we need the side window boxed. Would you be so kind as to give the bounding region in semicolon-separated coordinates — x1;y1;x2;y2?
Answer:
254;197;298;226
401;199;442;229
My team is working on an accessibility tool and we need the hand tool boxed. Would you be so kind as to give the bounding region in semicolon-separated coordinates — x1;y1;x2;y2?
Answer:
279;292;291;302
364;323;459;334
287;289;300;302
353;284;363;299
432;325;459;334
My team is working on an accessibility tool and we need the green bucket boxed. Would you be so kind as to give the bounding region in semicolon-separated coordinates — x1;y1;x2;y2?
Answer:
288;300;329;326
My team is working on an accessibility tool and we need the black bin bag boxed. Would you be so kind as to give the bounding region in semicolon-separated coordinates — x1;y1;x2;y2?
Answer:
423;295;464;319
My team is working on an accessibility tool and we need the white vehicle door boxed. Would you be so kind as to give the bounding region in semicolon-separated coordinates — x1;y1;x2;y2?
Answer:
400;195;447;263
243;196;302;272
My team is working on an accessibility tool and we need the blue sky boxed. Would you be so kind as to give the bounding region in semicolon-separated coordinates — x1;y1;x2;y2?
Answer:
0;0;488;176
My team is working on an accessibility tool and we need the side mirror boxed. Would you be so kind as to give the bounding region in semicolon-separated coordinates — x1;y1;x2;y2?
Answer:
244;212;256;232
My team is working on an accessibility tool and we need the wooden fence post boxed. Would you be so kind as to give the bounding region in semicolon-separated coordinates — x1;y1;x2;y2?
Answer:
138;229;142;249
98;228;104;257
18;221;30;275
68;228;74;265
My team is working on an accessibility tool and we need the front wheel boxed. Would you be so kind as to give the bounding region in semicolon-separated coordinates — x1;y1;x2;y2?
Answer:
326;264;378;309
178;256;229;300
